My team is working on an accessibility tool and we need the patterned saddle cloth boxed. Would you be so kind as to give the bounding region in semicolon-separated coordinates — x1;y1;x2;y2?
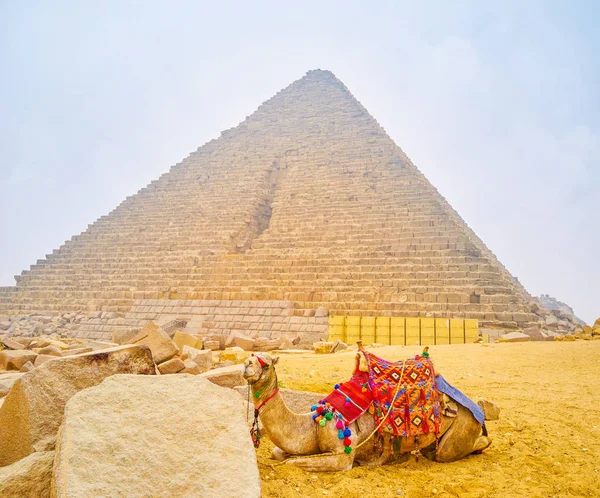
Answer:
362;350;442;437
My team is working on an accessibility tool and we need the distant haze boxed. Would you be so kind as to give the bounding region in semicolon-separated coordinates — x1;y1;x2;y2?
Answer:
1;1;598;323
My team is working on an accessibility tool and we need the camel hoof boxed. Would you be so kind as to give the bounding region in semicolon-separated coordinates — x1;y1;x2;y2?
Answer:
271;447;288;461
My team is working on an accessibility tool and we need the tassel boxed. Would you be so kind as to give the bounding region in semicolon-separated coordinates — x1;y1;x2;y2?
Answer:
325;412;333;421
421;417;430;435
319;419;326;427
343;437;352;446
336;419;343;429
343;428;352;438
338;430;345;439
344;446;352;454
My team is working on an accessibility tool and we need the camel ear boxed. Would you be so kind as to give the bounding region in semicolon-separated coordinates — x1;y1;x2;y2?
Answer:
272;356;280;365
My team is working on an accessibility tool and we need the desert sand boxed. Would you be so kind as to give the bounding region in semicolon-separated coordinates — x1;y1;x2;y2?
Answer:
253;341;600;498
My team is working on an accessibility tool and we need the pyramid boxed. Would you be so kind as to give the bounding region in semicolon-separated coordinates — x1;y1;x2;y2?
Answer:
0;70;539;341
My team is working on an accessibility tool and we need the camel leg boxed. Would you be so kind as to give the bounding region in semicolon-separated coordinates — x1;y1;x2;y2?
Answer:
283;452;354;472
436;405;492;463
271;446;289;461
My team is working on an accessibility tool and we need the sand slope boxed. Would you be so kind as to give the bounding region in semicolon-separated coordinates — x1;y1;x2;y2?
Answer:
254;342;600;497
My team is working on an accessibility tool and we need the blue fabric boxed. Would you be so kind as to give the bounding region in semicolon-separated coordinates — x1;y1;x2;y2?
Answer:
436;374;485;425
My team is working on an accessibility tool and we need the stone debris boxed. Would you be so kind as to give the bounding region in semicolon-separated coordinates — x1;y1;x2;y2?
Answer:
0;345;155;466
220;346;250;364
313;341;335;354
499;332;531;343
126;321;179;364
199;364;246;389
52;375;260;498
0;350;38;371
156;356;185;374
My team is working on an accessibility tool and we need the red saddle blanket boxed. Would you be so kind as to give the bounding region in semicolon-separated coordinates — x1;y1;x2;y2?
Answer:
363;350;441;437
321;370;372;424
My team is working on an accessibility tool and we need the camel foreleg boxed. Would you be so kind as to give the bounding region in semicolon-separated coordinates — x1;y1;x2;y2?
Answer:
283;452;354;472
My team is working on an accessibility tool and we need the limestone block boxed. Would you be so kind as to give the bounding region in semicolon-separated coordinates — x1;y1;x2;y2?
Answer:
34;354;58;367
232;334;256;351
499;332;530;343
0;373;23;398
199;364;246;389
0;450;54;498
522;327;546;341
51;375;260;498
220;347;249;364
37;345;63;357
180;359;201;374
157;357;185;374
1;337;26;350
111;328;140;345
182;346;212;373
312;341;334;354
0;344;155;466
126;321;178;364
172;331;202;352
203;340;221;351
0;350;38;371
20;361;35;373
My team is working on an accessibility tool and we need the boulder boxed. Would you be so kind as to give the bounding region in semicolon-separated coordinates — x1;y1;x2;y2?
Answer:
593;327;600;336
477;399;501;420
231;333;256;351
0;451;54;497
157;357;185;374
499;332;531;343
34;354;59;367
20;361;35;373
111;328;140;345
0;321;12;331
0;373;23;398
172;331;202;352
544;315;558;327
563;334;576;341
583;325;593;335
220;347;250;364
126;321;178;364
182;346;212;373
0;345;155;466
199;364;246;389
312;341;334;354
203;340;221;351
37;345;63;357
1;337;26;350
315;306;329;317
180;359;201;374
51;375;260;498
522;327;546;341
330;339;348;353
0;350;38;371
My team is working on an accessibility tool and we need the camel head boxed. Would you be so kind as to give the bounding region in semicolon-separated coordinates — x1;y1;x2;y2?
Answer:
243;353;279;385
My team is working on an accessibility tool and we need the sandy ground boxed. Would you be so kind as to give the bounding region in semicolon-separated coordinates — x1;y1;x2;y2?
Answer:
254;341;600;498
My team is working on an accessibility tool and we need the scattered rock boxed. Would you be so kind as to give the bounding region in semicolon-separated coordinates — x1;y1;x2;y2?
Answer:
0;450;54;498
52;375;260;498
20;361;35;373
0;350;38;371
173;331;202;352
203;340;221;351
1;337;26;350
312;341;334;354
220;347;250;364
230;333;256;352
180;359;201;374
315;307;329;317
0;321;12;331
37;345;63;357
0;344;155;466
0;373;23;398
199;364;246;389
111;328;140;345
34;354;58;367
499;332;531;343
63;347;94;356
330;339;348;353
477;399;501;420
126;321;178;364
182;346;212;373
157;357;185;374
563;334;576;342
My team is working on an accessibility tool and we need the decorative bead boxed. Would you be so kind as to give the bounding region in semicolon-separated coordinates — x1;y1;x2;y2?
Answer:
319;419;326;427
338;430;344;439
344;446;352;454
316;406;324;415
311;405;317;412
343;437;351;446
345;397;351;402
325;412;333;421
336;419;344;429
334;384;340;389
316;416;322;423
343;428;351;437
312;414;318;421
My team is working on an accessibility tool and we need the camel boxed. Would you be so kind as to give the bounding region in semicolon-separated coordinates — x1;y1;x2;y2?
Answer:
243;351;492;472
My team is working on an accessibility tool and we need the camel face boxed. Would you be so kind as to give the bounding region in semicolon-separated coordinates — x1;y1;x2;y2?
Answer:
243;356;264;384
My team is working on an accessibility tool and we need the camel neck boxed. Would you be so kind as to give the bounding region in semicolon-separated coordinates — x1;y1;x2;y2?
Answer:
251;369;279;409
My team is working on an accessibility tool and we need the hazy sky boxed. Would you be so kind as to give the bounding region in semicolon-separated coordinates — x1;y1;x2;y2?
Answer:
1;1;598;323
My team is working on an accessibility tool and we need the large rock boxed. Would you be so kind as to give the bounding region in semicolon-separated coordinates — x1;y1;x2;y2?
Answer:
111;328;140;345
0;345;155;466
126;321;178;364
499;332;531;343
477;399;501;420
199;364;246;389
313;341;334;354
219;346;250;364
183;346;212;372
157;357;185;374
172;331;202;352
522;327;547;341
0;350;38;371
0;337;26;350
51;375;260;498
0;451;54;497
0;373;23;398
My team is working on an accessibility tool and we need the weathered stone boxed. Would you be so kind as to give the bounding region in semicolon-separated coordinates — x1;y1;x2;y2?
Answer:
315;306;329;317
220;347;250;364
523;327;546;341
203;340;221;351
51;375;260;498
0;373;22;398
182;345;212;372
583;325;593;335
231;333;256;351
199;364;246;389
0;321;12;331
330;339;348;353
172;331;202;351
180;359;201;374
477;399;501;420
63;347;93;356
545;315;558;327
34;354;58;367
20;361;35;373
157;356;185;374
499;332;530;343
0;451;54;498
563;334;576;341
0;345;155;466
0;350;38;371
1;337;26;350
313;341;334;354
37;345;63;357
126;321;178;364
111;328;140;345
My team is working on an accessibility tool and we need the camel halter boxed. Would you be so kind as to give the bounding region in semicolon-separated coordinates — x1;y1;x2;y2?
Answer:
247;356;279;448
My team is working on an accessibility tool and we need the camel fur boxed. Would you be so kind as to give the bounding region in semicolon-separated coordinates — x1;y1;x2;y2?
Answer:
243;352;492;472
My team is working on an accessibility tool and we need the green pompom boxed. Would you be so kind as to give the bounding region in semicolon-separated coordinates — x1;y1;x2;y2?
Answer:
319;419;327;427
344;446;352;454
325;412;333;421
